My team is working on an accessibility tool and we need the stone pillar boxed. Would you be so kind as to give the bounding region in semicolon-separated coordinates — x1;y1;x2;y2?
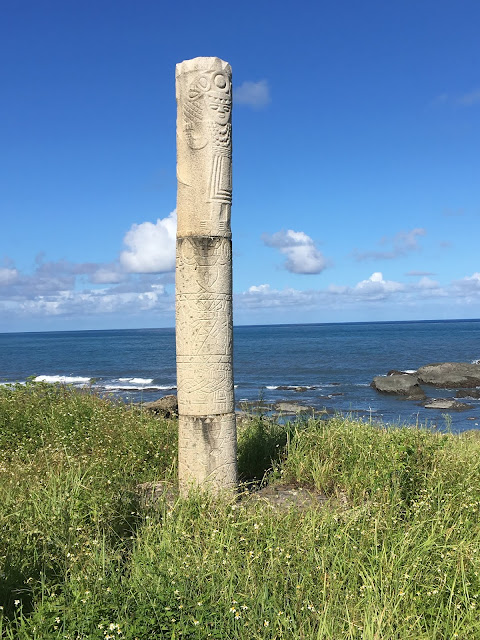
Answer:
175;57;237;493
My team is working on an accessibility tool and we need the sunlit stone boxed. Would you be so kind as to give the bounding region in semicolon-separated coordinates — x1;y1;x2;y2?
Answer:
175;57;237;493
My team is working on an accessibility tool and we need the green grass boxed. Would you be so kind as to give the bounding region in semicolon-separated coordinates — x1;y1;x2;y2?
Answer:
1;383;480;638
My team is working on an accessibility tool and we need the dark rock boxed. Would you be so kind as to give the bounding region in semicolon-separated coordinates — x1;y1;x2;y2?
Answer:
142;394;178;418
276;385;312;392
417;362;480;388
423;398;472;411
387;369;415;377
455;389;480;399
371;374;426;399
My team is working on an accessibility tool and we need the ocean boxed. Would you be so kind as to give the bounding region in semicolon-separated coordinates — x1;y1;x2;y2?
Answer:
1;320;479;433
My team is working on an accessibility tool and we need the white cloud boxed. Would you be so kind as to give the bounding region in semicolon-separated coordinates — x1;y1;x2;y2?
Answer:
416;276;440;290
234;80;270;108
248;284;271;293
353;272;404;299
89;264;126;284
354;228;426;261
262;229;328;274
238;285;318;310
120;210;177;274
0;210;180;324
0;267;19;285
238;271;455;312
1;283;171;318
453;273;480;295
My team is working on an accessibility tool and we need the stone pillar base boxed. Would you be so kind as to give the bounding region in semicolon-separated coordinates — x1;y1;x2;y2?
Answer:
178;413;237;493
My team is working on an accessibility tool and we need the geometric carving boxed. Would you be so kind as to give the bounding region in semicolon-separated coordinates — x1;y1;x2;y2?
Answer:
176;237;232;295
177;356;234;415
175;57;236;493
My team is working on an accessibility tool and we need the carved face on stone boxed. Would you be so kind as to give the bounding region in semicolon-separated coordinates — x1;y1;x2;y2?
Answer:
188;71;231;126
207;94;231;125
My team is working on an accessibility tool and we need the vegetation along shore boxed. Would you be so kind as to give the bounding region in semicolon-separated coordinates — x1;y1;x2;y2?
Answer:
1;381;480;638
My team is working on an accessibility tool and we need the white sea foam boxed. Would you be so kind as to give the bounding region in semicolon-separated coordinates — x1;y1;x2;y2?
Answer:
403;369;417;374
103;384;176;391
34;375;91;384
118;377;154;385
472;359;480;365
266;384;318;391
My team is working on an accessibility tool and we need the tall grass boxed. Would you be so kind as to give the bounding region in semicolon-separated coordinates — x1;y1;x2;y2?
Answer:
1;383;480;638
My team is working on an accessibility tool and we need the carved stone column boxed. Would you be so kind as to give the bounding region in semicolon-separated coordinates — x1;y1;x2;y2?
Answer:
175;57;237;493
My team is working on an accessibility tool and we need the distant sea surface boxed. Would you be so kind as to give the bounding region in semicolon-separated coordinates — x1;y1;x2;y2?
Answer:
1;320;479;433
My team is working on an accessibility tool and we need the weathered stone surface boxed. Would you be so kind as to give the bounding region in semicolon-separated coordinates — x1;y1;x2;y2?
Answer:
142;394;178;417
387;369;415;377
175;57;236;494
175;236;233;416
246;485;329;511
423;398;472;411
178;413;237;488
371;374;426;399
417;362;480;388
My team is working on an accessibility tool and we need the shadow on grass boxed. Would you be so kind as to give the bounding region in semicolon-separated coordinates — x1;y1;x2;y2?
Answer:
237;415;297;484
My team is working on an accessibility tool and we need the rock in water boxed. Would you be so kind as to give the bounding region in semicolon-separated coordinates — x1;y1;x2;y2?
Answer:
371;374;426;399
423;398;472;411
455;389;480;399
417;362;480;388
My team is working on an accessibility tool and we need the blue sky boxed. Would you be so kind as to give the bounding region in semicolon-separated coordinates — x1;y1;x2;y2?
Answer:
1;0;479;331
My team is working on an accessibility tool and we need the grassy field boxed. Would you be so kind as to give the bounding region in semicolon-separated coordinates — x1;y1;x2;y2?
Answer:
1;382;480;639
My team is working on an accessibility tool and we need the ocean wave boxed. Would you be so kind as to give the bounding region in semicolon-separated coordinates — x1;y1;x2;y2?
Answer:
34;375;91;385
472;359;480;365
265;384;318;391
118;377;154;385
102;384;176;391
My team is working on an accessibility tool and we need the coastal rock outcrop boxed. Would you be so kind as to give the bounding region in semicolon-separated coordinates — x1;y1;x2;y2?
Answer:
416;362;480;388
423;398;472;411
371;374;426;399
274;401;314;414
142;394;178;418
455;389;480;399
